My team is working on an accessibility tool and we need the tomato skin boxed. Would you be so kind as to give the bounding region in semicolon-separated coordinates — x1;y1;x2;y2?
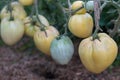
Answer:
24;24;39;38
68;13;93;38
34;26;59;56
24;15;49;37
1;1;27;20
71;1;86;14
1;18;24;46
50;36;74;65
86;1;94;11
19;0;34;6
78;33;118;74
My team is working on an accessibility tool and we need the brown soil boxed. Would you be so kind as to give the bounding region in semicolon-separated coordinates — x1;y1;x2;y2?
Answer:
0;44;120;80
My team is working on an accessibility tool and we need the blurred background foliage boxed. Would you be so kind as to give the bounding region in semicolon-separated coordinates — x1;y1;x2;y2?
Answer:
0;0;120;66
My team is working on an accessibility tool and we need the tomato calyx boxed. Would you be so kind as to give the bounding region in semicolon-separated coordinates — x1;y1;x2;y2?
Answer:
40;27;48;37
31;21;37;25
7;3;14;21
91;34;101;42
92;29;101;41
71;4;84;15
56;36;61;40
56;35;67;40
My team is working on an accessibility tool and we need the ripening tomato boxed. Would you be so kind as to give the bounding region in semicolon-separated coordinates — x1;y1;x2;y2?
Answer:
71;1;86;14
78;33;118;73
24;15;49;37
34;26;59;55
50;36;74;65
1;17;24;46
68;13;93;38
1;1;27;20
19;0;34;6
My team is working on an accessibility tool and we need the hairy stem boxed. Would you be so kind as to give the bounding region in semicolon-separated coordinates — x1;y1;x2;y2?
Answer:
7;0;14;20
34;0;47;37
68;0;71;16
55;0;68;35
92;0;101;40
30;4;35;18
109;13;120;37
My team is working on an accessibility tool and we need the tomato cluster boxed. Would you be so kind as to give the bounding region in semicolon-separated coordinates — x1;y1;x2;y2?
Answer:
69;1;118;74
0;0;118;74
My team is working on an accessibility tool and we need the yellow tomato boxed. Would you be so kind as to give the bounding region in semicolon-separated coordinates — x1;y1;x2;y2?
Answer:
1;17;24;46
78;33;118;74
1;1;27;20
68;13;93;38
71;1;86;14
19;0;34;6
34;26;59;56
24;15;49;37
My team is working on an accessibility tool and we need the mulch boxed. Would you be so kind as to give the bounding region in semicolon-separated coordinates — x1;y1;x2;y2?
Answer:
0;44;120;80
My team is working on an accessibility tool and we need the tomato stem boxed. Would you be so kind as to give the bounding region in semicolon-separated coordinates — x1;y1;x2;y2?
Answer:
92;28;99;40
7;0;14;21
34;0;48;37
56;36;61;40
30;4;35;18
92;0;101;40
55;0;68;35
67;0;72;16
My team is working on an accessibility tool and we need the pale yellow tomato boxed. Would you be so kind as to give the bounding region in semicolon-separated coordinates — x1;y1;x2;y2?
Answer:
71;1;86;14
78;33;118;73
68;13;93;38
1;17;24;46
34;26;59;55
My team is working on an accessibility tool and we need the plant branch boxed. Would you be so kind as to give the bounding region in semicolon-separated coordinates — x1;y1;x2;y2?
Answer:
100;0;107;11
30;4;35;18
55;0;68;35
100;0;120;11
7;0;14;20
34;0;47;37
118;0;120;3
109;13;120;37
92;0;101;40
100;0;120;37
68;0;71;16
34;0;47;28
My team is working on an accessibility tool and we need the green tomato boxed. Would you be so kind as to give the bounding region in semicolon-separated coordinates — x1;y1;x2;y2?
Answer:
50;36;74;65
86;1;94;11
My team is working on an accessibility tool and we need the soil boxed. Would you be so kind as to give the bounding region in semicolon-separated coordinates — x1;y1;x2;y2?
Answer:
0;41;120;80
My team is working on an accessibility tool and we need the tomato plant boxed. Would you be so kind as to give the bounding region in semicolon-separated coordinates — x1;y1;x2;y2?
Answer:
0;0;120;75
